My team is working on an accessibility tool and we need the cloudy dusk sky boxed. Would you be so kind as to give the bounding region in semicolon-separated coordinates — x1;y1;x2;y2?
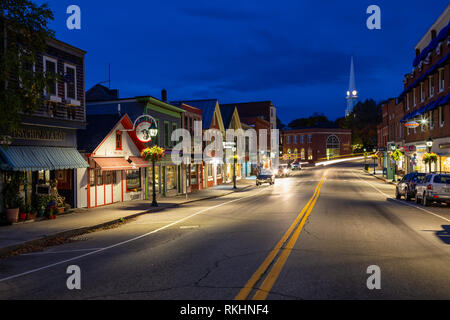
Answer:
36;0;449;123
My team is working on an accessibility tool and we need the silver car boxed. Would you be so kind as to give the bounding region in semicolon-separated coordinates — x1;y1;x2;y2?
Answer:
415;174;450;206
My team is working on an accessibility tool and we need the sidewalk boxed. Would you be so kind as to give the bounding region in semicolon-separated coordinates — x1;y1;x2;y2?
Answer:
0;178;255;257
362;169;397;185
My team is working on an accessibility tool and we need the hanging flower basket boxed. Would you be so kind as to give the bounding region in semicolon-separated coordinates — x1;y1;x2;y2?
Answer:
141;145;165;163
371;154;378;160
423;152;438;164
390;149;404;162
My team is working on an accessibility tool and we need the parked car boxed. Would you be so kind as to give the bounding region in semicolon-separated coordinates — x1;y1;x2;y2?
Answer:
273;164;290;177
256;170;275;186
415;173;450;206
291;162;301;170
395;172;426;201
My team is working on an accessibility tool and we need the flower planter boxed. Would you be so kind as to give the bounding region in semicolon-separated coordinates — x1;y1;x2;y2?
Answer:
6;208;19;223
57;207;65;214
19;213;27;221
27;212;38;220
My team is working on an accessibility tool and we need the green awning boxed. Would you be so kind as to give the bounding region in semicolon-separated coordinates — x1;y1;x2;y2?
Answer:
0;146;88;171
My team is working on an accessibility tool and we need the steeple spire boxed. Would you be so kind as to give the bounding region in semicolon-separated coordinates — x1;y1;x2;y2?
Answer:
346;56;358;116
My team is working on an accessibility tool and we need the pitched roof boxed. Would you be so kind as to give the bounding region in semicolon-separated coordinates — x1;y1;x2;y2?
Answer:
219;105;236;128
221;101;272;120
86;84;119;102
77;114;123;153
170;99;218;129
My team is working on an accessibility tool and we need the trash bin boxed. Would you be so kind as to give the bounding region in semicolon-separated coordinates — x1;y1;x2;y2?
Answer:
386;168;394;180
364;164;370;171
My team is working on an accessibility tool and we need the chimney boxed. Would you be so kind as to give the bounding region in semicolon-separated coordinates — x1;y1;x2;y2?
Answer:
161;89;167;102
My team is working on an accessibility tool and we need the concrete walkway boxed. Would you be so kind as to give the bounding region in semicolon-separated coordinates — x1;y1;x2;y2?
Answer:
0;178;255;256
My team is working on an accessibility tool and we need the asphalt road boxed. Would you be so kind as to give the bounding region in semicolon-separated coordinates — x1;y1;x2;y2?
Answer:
0;160;449;300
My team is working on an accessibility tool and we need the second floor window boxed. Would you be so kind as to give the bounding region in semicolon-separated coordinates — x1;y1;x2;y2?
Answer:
420;82;425;102
164;122;170;147
293;135;298;144
439;69;445;92
429;110;434;130
286;136;291;144
406;93;410;110
116;131;122;150
44;56;57;96
429;75;435;98
64;64;76;100
300;135;304;143
308;135;312;143
439;107;445;127
413;88;416;106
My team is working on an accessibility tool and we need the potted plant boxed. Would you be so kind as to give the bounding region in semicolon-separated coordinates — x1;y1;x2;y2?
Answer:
46;207;57;220
19;203;27;222
2;173;23;224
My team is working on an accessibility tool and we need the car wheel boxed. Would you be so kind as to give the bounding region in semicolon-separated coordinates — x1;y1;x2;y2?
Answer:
395;188;401;199
415;194;421;204
406;192;412;201
423;193;430;207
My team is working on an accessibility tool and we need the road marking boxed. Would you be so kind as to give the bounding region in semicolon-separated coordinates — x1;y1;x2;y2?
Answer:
235;174;325;300
179;225;200;229
0;187;268;283
353;171;450;223
21;248;105;256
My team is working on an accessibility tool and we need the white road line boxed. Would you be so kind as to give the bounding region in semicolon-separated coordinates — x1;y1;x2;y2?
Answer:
352;171;450;223
21;248;105;256
0;187;268;283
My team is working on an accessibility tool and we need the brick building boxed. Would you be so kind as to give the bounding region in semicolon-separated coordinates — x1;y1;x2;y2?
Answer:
282;128;352;163
377;6;450;174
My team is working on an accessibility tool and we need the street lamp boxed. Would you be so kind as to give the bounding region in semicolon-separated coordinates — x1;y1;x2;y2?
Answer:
373;148;377;175
150;123;159;207
232;145;237;190
390;144;396;182
426;137;433;173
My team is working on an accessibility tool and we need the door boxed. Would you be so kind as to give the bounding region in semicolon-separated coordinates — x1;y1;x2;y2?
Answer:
104;171;113;205
113;171;121;202
88;169;96;208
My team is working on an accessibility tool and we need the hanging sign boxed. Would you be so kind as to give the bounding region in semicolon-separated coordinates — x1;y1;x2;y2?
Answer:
404;121;419;128
125;114;158;143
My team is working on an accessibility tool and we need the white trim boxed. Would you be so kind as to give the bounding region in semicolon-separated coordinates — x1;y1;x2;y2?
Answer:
43;56;58;98
64;63;78;102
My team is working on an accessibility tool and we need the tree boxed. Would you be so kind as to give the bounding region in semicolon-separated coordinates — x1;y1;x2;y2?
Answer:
0;0;54;138
288;113;334;128
335;99;381;149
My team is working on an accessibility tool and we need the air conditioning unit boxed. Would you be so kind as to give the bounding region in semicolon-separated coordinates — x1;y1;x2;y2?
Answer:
66;98;81;106
45;94;62;103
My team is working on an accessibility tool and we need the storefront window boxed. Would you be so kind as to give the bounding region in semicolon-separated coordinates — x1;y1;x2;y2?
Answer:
147;165;160;194
89;170;95;186
217;164;222;177
96;170;103;185
190;165;197;185
105;171;112;184
166;166;177;190
126;170;141;191
208;164;213;178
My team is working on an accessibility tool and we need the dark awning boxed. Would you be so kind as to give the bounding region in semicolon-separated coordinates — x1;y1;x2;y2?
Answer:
0;146;88;171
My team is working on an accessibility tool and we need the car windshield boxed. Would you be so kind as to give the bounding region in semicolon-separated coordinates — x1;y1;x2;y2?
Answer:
433;175;450;184
260;170;272;176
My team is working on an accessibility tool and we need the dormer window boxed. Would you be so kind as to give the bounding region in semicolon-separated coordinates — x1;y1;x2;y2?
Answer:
116;130;123;150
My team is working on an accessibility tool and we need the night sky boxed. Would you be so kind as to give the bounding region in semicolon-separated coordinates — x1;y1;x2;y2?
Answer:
36;0;449;123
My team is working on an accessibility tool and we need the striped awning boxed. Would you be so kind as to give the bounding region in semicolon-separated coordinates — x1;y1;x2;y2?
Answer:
92;157;134;171
0;146;88;171
129;156;151;168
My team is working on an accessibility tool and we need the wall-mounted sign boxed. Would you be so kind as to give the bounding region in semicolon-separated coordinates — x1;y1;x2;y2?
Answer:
403;145;416;152
404;121;419;128
11;127;66;141
439;143;450;149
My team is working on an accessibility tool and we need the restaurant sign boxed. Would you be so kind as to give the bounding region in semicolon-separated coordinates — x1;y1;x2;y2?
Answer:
11;128;66;141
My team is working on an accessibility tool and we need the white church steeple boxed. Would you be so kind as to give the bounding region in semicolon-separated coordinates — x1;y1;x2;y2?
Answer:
345;56;358;116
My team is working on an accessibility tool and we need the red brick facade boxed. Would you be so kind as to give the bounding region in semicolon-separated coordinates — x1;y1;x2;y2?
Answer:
282;128;352;163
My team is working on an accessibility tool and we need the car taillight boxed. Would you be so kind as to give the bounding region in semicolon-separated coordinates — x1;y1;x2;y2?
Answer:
427;184;433;190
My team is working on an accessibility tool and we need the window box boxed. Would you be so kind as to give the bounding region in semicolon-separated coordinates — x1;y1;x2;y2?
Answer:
66;98;81;106
45;94;62;103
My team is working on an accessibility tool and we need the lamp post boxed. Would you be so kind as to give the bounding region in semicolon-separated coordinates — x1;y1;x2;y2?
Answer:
390;144;396;182
232;145;237;190
426;137;433;173
373;148;377;175
149;124;159;207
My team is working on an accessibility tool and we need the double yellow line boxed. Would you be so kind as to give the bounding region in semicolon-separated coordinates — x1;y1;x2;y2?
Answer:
235;174;326;300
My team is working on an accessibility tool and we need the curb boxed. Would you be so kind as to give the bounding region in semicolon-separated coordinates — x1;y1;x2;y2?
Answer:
0;184;254;258
362;169;396;185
